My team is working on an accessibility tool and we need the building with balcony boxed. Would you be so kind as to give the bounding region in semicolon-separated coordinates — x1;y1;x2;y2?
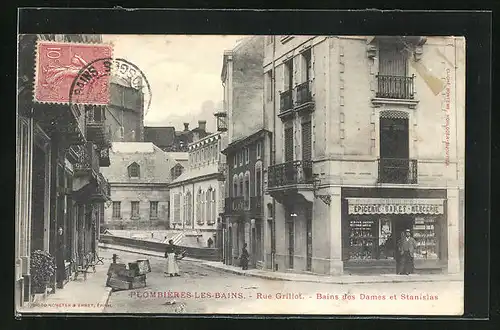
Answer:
169;131;227;245
16;34;112;309
100;142;176;230
219;36;272;269
264;35;465;275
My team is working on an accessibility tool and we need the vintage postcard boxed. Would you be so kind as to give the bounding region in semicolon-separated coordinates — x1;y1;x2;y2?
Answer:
16;33;465;316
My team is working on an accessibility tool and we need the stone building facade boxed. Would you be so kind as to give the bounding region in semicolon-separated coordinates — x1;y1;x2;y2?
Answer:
264;35;465;275
100;142;175;229
169;131;227;243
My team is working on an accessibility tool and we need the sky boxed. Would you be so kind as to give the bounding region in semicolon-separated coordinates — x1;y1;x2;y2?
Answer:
102;35;246;132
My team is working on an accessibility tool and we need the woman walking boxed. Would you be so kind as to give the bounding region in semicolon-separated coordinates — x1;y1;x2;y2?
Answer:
164;239;180;277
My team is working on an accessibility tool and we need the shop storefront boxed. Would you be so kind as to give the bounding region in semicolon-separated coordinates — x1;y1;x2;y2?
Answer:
341;188;448;273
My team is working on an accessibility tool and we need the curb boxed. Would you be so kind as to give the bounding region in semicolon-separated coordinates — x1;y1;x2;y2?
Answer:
201;263;463;284
100;244;463;285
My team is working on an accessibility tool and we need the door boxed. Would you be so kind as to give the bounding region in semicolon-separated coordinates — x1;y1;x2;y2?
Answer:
301;119;312;181
306;205;312;271
251;227;257;268
380;117;410;183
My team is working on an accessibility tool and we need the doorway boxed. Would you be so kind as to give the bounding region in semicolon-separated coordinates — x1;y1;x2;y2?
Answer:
306;205;312;271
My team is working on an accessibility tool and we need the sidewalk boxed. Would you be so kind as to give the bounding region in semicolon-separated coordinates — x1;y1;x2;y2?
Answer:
99;242;463;284
18;248;113;314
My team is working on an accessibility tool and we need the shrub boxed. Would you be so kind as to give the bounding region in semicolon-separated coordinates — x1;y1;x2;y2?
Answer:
30;250;55;293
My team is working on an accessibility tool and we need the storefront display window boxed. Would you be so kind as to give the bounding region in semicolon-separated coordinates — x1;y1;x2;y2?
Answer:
413;217;438;259
348;217;376;260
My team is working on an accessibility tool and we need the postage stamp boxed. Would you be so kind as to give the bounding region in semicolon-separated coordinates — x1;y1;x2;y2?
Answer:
34;41;113;104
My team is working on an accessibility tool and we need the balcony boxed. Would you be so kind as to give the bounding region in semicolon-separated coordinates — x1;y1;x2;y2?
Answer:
86;108;112;148
279;89;293;118
73;142;100;178
268;160;314;190
225;197;245;214
99;147;111;167
91;173;111;202
378;158;418;184
294;81;314;113
372;74;419;108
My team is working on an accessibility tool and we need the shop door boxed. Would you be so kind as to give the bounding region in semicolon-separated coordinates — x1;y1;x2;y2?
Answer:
392;216;414;250
227;227;233;265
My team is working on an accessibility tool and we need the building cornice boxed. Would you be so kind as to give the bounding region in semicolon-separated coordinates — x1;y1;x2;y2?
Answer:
168;172;221;188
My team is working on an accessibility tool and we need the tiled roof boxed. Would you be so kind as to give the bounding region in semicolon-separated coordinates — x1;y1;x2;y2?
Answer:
100;142;176;184
165;152;189;162
144;126;176;148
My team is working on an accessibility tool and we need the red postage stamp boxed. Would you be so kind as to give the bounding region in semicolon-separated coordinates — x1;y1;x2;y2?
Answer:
34;41;113;105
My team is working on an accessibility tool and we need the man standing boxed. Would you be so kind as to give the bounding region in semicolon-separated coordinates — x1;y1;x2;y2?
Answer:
399;229;418;275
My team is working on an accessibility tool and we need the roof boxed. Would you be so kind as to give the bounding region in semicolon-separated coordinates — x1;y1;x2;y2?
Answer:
144;126;176;147
170;165;220;186
111;142;157;153
165;152;189;162
221;129;270;155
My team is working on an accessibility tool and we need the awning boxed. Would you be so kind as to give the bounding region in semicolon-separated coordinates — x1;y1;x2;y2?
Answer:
346;198;445;215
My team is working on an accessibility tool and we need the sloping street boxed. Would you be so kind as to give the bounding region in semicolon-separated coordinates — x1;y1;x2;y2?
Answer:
104;250;463;315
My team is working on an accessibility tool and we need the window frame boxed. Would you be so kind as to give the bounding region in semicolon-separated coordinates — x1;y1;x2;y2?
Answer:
150;201;159;219
112;201;121;219
131;201;140;219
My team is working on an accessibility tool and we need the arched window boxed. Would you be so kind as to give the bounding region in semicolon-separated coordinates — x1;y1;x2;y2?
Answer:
239;173;244;198
209;188;217;225
206;188;211;224
244;171;250;209
185;191;192;226
255;161;263;197
232;174;239;197
197;189;203;224
128;162;140;178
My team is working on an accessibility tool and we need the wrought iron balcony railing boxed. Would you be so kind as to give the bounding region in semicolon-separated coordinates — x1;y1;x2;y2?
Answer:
90;173;111;202
378;158;418;184
268;160;314;189
99;147;111;167
225;196;263;217
295;81;313;106
73;142;100;176
279;89;293;113
86;108;112;147
375;74;415;100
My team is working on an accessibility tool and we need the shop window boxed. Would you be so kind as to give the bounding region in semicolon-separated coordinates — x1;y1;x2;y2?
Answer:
173;193;181;224
412;217;438;260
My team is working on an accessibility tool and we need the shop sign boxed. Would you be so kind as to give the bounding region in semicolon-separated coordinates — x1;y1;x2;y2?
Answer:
347;198;444;215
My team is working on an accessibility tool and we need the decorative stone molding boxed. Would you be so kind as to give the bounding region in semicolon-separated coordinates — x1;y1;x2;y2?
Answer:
371;98;419;109
316;194;332;205
366;44;377;59
414;45;424;61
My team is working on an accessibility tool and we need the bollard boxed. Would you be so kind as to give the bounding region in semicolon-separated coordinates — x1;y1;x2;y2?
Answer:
112;254;118;264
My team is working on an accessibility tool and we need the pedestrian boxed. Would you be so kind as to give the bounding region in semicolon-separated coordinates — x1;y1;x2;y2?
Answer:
240;243;249;270
399;229;417;275
164;239;180;277
207;237;213;248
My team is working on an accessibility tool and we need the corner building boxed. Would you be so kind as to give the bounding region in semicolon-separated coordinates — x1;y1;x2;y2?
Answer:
264;36;465;275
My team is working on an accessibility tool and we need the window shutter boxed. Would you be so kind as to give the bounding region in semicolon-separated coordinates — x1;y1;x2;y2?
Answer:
284;127;294;162
301;121;312;161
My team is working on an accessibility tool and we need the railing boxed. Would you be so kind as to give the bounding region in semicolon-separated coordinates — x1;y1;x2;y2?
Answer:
268;160;314;189
279;89;293;112
96;173;111;199
225;196;262;216
295;81;312;106
73;142;99;175
376;74;415;100
378;158;418;184
86;109;112;147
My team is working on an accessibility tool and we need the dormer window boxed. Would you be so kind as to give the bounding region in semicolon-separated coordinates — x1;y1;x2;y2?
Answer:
128;162;140;178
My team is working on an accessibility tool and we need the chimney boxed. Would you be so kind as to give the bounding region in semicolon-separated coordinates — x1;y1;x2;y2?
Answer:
198;120;207;132
183;123;189;131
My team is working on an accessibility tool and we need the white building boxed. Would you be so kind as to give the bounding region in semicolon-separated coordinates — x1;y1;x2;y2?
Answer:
169;131;227;244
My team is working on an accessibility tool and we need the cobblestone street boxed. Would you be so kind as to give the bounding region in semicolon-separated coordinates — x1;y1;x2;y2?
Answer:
105;250;463;315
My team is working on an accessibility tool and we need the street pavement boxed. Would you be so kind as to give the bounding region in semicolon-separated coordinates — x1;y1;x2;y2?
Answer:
104;250;464;315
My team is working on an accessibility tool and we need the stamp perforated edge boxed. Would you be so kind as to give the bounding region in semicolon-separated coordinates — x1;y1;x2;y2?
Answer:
33;37;114;106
